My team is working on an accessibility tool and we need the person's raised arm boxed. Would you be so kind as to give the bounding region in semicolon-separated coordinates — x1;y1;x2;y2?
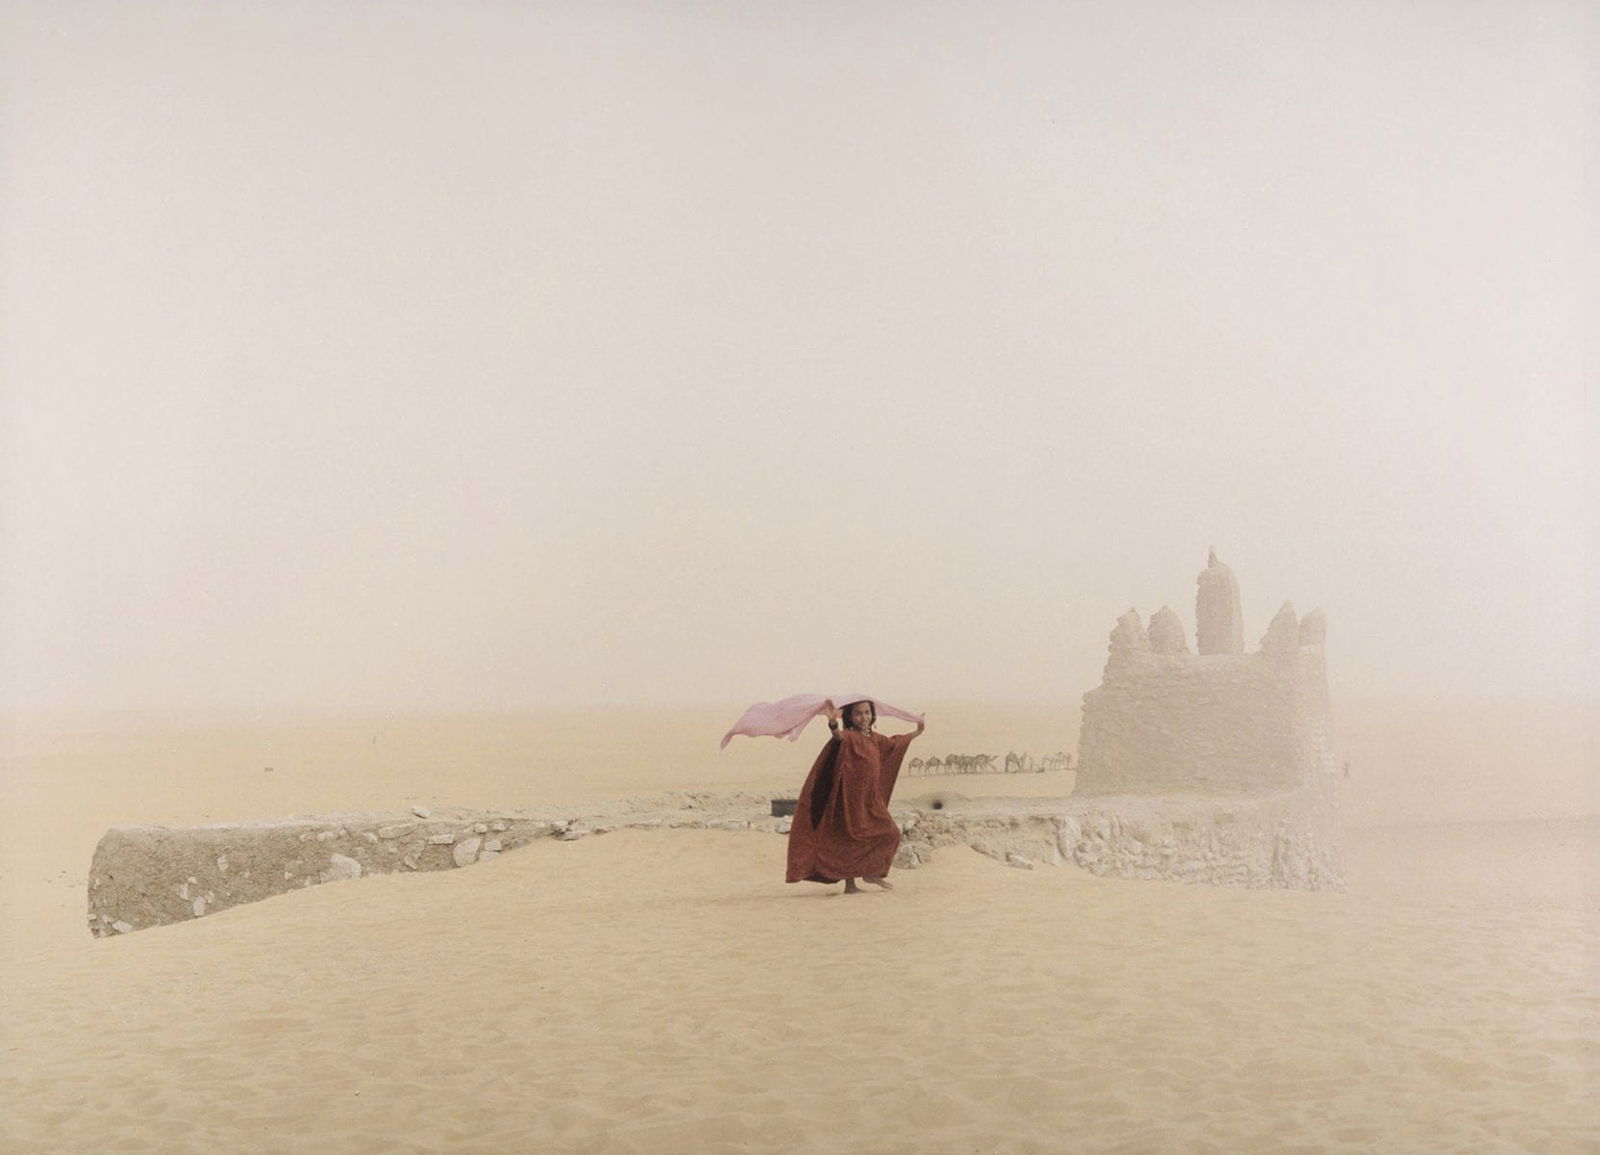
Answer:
823;700;841;737
890;716;925;751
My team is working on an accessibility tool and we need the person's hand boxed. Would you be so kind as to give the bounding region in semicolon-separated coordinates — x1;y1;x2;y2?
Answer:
822;701;839;725
914;717;925;736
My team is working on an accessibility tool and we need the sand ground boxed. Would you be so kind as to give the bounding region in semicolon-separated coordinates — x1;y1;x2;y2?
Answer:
1;702;1595;1152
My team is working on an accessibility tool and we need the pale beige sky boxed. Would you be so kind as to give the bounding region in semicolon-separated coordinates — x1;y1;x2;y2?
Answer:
1;1;1593;713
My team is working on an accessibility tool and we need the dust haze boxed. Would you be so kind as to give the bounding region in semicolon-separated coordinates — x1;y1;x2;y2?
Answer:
1;1;1593;715
2;9;1596;1150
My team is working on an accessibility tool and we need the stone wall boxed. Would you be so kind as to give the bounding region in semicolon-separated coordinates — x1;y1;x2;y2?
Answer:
88;785;1344;938
87;792;775;938
895;779;1345;891
1075;554;1336;796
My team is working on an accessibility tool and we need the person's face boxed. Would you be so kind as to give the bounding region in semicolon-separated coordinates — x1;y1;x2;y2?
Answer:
847;702;874;731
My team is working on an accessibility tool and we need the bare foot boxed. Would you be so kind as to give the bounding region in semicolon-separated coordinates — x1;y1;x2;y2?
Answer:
862;876;893;890
842;879;861;894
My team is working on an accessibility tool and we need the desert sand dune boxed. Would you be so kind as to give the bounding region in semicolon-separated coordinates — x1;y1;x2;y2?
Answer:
1;703;1595;1152
3;829;1594;1153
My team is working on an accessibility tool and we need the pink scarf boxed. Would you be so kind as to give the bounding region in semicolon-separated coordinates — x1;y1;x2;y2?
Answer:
719;693;924;749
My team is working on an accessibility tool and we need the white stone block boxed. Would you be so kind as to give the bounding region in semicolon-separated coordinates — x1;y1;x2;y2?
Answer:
319;854;362;883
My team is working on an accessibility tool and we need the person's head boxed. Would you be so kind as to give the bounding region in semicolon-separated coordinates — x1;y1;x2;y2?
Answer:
842;700;875;732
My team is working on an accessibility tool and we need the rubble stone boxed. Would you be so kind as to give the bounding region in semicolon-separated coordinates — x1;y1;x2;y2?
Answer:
86;781;1344;939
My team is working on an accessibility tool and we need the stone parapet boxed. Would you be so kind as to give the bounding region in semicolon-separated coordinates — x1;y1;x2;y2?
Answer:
900;779;1344;891
88;784;1343;938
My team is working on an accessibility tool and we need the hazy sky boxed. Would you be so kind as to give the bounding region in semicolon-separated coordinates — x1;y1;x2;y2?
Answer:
1;1;1593;714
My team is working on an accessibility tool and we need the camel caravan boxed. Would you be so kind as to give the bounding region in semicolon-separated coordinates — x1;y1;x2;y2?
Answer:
907;752;1074;776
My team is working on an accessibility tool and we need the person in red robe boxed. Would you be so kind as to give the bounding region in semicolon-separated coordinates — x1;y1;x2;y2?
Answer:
786;699;925;893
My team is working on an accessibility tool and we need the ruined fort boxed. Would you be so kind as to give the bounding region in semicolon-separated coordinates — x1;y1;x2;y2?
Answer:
87;552;1346;937
1076;550;1336;796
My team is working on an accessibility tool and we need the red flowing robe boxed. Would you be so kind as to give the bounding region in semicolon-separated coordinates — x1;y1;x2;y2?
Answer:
786;729;916;883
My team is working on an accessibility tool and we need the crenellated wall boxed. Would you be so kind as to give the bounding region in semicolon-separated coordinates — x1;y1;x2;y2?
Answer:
1075;554;1337;797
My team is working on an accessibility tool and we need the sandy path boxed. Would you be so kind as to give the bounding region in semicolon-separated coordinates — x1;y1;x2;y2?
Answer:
3;705;1594;1151
3;828;1593;1154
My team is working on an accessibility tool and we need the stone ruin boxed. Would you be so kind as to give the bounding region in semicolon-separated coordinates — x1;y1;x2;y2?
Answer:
89;784;1344;938
1077;551;1335;796
88;793;778;939
85;552;1346;938
1071;551;1343;887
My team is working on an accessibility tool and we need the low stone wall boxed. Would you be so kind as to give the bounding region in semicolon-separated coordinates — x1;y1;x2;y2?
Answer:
87;791;777;939
88;784;1342;938
896;777;1344;891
